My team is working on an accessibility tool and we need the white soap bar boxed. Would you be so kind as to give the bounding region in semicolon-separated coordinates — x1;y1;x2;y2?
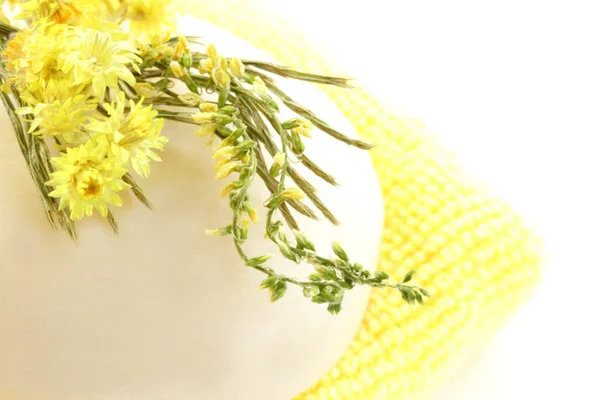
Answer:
0;19;384;400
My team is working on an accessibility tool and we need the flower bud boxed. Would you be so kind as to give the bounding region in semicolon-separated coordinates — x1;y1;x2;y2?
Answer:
229;57;245;78
280;188;306;201
200;102;219;113
195;123;218;137
192;112;216;123
273;152;286;167
212;69;231;89
169;61;185;78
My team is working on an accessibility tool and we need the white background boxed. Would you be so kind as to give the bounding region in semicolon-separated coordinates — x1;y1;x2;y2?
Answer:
263;1;600;398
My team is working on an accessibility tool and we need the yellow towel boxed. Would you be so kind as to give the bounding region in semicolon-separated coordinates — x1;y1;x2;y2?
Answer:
200;2;543;398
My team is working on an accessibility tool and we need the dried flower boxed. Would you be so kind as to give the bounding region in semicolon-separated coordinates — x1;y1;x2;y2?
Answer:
85;92;167;178
46;139;130;220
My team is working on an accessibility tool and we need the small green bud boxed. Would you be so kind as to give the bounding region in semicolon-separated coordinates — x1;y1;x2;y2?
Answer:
270;281;287;302
260;276;277;290
292;230;316;252
339;281;354;290
246;254;273;267
229;57;245;78
332;241;349;262
317;266;338;281
282;118;302;130
205;225;232;237
236;140;255;151
218;86;229;108
352;263;364;272
266;221;283;238
269;164;281;178
216;125;233;137
218;105;237;116
374;271;390;281
239;224;248;242
181;52;193;69
290;131;305;155
215;114;234;126
276;239;298;263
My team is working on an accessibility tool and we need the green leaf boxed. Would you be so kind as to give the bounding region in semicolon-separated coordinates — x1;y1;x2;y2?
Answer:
414;291;424;305
327;303;342;315
403;270;415;283
311;295;328;304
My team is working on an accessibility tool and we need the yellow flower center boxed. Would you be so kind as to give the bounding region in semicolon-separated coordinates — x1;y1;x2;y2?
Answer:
82;178;102;197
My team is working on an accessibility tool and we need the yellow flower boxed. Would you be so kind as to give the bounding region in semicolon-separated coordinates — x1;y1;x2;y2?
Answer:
292;118;313;138
212;145;236;161
280;188;306;201
253;76;267;94
215;160;241;180
195;123;218;137
247;207;259;223
86;92;168;178
213;69;230;89
46;139;130;221
2;29;30;81
16;0;112;28
133;82;162;99
12;22;76;94
192;112;216;124
200;103;219;113
5;20;137;99
169;60;185;79
173;36;189;60
229;58;245;79
69;28;140;97
273;152;286;167
17;84;96;145
123;0;183;41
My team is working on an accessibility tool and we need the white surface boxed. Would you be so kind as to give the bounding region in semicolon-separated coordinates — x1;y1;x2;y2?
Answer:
263;0;600;398
0;21;383;400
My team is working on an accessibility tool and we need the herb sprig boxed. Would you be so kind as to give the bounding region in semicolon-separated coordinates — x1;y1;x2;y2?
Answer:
0;21;428;313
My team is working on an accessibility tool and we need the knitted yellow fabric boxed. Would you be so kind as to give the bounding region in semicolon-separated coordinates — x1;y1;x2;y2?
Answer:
199;2;543;399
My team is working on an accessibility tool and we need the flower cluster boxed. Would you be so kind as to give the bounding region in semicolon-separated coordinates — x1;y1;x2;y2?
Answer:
0;0;427;312
1;0;174;220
